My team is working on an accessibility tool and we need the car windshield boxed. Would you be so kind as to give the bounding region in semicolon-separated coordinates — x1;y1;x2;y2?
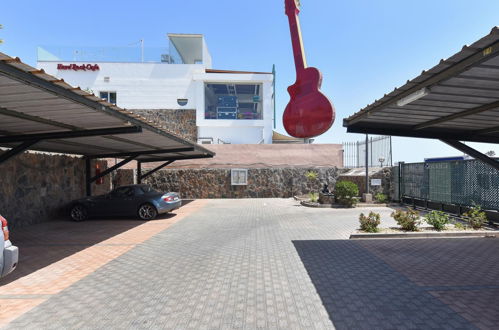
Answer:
140;185;159;194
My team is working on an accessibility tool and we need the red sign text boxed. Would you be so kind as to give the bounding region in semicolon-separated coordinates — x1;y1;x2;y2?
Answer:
57;64;100;72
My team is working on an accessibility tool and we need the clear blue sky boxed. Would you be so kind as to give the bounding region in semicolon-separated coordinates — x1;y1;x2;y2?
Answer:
1;0;499;163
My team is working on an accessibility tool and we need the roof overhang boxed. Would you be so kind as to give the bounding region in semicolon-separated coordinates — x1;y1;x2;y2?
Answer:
344;27;499;144
167;34;204;64
0;52;215;162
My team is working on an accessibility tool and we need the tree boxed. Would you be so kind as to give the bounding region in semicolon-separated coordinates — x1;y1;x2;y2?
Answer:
0;24;3;44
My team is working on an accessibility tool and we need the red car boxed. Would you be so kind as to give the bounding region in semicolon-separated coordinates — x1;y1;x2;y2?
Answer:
0;215;18;278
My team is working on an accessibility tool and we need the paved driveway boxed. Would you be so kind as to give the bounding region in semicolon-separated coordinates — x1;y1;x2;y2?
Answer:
2;199;498;329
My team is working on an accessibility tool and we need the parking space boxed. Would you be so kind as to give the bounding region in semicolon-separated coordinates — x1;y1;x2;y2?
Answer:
0;200;206;328
1;198;497;329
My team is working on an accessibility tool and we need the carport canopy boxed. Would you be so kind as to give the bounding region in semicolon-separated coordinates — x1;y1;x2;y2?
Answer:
0;51;214;193
343;27;499;169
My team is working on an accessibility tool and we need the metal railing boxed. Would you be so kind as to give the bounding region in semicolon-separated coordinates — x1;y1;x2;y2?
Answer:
38;45;174;63
343;135;392;168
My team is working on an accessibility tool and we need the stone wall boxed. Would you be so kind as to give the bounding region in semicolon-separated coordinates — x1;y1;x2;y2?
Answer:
142;167;340;199
337;167;393;198
130;109;197;142
0;153;110;229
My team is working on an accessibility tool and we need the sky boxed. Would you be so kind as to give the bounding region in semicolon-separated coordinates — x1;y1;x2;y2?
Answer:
1;0;499;163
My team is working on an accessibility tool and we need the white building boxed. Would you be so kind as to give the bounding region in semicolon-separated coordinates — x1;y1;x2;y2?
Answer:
37;34;275;144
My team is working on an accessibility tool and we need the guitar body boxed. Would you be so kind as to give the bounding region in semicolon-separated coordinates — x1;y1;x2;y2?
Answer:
283;0;335;139
283;67;335;138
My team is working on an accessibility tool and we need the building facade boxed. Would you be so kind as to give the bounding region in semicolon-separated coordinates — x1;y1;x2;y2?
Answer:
37;34;275;144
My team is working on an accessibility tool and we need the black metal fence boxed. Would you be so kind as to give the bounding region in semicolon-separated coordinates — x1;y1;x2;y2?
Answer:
343;135;392;168
400;159;499;211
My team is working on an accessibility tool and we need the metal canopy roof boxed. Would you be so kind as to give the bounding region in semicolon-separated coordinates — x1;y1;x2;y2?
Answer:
0;51;214;162
344;27;499;144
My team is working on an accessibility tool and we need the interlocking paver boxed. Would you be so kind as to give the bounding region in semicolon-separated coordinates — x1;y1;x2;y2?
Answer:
2;199;496;329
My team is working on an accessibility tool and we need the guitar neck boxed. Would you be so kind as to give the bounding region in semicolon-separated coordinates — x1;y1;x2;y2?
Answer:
286;9;307;73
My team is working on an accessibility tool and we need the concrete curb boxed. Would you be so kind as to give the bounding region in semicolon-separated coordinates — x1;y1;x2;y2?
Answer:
350;231;498;239
300;201;391;209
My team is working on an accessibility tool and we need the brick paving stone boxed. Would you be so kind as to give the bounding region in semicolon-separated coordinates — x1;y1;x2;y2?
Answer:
2;199;493;329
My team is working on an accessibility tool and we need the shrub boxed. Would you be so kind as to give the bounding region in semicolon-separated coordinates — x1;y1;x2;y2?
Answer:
359;212;381;233
305;171;318;181
463;205;487;229
335;181;359;207
391;208;420;231
424;210;449;231
375;193;388;203
309;192;319;203
454;222;465;230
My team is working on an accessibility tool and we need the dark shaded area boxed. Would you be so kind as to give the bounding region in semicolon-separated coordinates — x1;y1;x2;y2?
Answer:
0;205;182;286
293;240;476;330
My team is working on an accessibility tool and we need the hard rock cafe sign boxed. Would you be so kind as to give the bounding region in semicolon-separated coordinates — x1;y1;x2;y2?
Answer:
57;63;100;71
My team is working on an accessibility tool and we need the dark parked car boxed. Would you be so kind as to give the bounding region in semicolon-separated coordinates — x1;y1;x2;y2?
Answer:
69;184;181;221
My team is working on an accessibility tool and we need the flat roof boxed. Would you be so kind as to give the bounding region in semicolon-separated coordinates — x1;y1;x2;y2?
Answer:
0;52;214;162
343;27;499;143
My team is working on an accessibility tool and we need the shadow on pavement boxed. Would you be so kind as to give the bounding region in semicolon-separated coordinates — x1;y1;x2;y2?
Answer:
0;204;184;286
293;240;476;330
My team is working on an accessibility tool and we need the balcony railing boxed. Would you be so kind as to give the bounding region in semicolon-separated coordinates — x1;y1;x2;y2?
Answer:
37;45;184;64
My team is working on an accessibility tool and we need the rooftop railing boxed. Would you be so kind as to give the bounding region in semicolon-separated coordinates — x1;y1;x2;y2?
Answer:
37;45;184;64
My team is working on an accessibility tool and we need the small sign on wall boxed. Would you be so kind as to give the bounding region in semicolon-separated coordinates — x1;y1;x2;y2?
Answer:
371;179;382;186
231;169;248;185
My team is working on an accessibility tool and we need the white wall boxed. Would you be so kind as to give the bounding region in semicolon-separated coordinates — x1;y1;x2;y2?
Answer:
38;61;274;144
38;61;205;109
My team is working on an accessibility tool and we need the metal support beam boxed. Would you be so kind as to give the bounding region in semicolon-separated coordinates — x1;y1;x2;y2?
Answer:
85;157;92;197
475;125;499;135
0;140;39;165
414;100;499;130
365;134;369;195
139;154;213;163
441;139;499;171
0;126;142;144
345;124;499;144
88;147;194;159
89;155;138;183
140;160;175;180
137;161;142;184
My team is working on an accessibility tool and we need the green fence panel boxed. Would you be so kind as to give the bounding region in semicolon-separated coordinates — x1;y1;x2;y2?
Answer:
402;159;499;211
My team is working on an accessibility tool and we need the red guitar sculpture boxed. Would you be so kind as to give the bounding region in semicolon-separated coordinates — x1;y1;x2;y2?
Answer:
283;0;335;138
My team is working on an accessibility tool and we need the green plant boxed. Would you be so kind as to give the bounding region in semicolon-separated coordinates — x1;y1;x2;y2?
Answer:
463;204;487;229
335;181;359;207
375;193;388;203
305;171;318;181
454;222;465;230
424;210;449;231
391;208;420;231
309;192;319;203
359;211;381;233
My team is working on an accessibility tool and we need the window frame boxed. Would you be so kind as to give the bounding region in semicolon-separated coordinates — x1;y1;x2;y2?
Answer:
99;91;117;105
231;169;248;186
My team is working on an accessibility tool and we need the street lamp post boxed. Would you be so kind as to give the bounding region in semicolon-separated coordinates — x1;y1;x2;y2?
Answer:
379;156;385;168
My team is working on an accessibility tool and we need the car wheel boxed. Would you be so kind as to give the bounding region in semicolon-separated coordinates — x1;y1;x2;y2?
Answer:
70;204;88;222
137;203;158;221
